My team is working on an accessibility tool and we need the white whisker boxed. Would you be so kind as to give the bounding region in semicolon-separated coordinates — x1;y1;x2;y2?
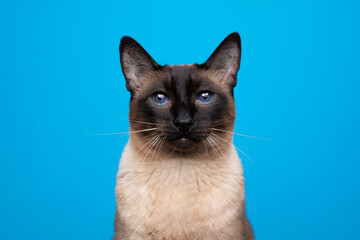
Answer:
207;135;222;159
212;133;254;163
135;134;159;155
209;134;227;159
129;120;158;126
138;134;161;169
86;128;158;136
211;128;270;140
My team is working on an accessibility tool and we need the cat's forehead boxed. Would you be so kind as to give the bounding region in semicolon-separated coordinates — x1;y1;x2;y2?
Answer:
160;64;217;88
165;64;200;79
134;64;229;98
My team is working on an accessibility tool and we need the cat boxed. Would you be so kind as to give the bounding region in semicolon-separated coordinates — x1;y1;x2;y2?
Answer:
113;32;254;240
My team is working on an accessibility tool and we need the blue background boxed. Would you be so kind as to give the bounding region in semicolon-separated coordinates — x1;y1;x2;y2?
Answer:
1;0;360;239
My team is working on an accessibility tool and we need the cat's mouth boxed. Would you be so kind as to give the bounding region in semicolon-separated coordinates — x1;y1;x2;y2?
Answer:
172;137;193;148
166;132;202;150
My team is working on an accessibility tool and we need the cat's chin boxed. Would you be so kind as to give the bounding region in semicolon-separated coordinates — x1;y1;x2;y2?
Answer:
175;137;193;148
167;137;199;152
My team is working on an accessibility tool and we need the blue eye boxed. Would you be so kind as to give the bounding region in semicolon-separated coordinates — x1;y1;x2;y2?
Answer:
152;93;169;106
197;91;214;104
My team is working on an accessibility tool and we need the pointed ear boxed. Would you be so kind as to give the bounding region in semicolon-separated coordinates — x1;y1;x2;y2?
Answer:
200;32;241;88
119;36;161;92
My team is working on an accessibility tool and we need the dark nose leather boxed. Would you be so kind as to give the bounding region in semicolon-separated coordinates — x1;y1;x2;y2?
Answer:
174;116;194;132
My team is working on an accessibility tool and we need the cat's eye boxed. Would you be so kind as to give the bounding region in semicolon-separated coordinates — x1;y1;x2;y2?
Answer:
152;92;169;106
197;91;214;104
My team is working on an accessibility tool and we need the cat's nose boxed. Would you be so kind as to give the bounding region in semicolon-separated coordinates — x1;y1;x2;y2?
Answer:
174;117;194;132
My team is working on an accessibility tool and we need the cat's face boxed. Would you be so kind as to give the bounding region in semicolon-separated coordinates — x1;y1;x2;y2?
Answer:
120;33;241;157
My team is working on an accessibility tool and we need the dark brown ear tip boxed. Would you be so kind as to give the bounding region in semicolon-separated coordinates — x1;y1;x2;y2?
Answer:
225;32;241;47
119;36;138;53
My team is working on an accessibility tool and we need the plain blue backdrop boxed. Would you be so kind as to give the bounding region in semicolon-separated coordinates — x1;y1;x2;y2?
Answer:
1;0;360;239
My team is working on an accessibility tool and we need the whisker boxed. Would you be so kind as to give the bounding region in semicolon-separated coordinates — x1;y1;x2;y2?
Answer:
129;120;158;126
139;134;161;169
150;135;164;161
212;133;254;163
85;132;128;136
86;128;158;136
209;134;227;159
234;146;253;163
135;134;159;155
202;139;209;156
169;144;178;156
211;128;270;140
205;137;215;158
209;116;234;125
138;137;158;170
207;135;222;160
192;146;202;157
114;115;159;126
210;133;228;150
128;128;158;134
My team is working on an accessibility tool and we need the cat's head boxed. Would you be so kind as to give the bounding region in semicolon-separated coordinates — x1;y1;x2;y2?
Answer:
119;33;241;158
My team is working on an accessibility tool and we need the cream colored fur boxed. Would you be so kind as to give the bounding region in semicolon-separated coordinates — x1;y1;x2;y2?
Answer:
114;136;246;240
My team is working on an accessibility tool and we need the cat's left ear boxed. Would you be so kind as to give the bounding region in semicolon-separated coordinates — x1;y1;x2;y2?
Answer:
119;36;162;93
201;32;241;88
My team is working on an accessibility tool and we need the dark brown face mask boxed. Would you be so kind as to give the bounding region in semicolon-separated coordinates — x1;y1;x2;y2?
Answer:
119;33;241;157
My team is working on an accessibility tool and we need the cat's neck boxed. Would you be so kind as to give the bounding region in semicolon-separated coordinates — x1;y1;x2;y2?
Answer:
129;134;236;161
118;137;243;185
115;136;246;239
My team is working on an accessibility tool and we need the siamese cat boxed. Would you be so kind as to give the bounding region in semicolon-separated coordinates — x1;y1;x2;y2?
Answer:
114;32;254;240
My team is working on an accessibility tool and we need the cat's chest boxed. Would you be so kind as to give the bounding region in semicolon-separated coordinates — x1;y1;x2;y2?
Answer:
115;157;244;238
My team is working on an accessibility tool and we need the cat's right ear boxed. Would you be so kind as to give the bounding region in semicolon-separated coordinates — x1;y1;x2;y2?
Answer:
119;36;161;93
